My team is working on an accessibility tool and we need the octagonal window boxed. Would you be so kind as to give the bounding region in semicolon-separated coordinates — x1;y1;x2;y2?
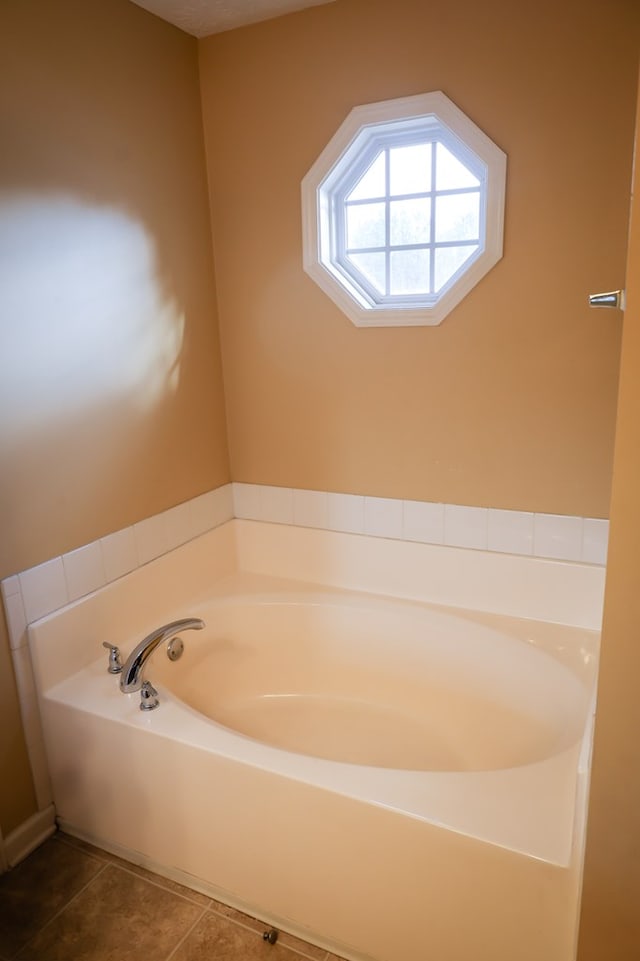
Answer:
302;92;507;327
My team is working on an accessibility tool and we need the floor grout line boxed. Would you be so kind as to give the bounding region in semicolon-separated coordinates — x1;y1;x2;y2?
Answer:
54;834;110;868
54;832;118;865
190;902;329;961
206;904;281;946
56;835;211;909
10;861;109;959
103;860;212;907
163;904;209;961
280;946;328;960
274;938;330;961
39;836;343;961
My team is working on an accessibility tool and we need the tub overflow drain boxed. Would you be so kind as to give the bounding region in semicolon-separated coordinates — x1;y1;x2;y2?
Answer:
167;636;184;661
263;929;279;945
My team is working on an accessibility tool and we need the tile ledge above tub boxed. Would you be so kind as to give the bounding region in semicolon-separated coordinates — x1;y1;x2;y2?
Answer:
232;484;609;566
1;485;235;649
1;482;608;652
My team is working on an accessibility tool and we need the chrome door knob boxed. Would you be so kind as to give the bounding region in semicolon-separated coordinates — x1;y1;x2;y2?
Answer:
589;290;625;309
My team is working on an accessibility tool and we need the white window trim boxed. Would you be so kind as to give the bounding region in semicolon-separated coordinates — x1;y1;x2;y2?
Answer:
302;92;507;327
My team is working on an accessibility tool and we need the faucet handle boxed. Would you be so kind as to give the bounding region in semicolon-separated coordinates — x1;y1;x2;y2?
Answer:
140;680;159;711
102;642;122;675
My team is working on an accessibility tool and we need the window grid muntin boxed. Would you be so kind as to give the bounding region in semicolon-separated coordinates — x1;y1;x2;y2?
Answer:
334;134;486;305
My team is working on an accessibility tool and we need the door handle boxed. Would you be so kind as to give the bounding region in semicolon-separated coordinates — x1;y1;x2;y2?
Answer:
589;290;625;309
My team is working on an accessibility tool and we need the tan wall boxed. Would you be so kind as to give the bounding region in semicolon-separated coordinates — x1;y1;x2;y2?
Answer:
199;0;639;518
0;0;230;579
577;71;640;960
0;0;229;835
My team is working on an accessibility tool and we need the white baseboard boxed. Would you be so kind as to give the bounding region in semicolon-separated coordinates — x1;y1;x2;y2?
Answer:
4;804;56;868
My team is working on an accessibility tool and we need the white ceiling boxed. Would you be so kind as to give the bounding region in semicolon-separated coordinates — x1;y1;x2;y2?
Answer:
129;0;337;37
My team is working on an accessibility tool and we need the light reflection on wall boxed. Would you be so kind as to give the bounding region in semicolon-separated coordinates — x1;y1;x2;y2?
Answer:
0;194;185;443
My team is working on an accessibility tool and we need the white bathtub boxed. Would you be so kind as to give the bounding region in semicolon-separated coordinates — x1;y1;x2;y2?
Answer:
152;593;588;776
30;553;597;961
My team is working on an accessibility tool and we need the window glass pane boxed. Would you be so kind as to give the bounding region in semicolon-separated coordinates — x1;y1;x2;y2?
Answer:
346;202;386;249
434;245;477;291
435;143;480;190
348;151;386;201
389;144;431;196
435;192;480;243
348;252;386;295
390;248;430;295
390;198;431;246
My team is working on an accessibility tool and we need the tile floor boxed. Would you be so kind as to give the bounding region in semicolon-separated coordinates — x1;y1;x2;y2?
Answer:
0;832;348;961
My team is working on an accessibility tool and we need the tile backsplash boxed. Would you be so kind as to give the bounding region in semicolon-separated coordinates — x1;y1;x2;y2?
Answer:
2;483;609;651
1;486;234;652
234;484;609;566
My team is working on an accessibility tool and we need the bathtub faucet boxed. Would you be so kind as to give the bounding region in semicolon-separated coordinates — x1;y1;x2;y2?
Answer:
119;618;205;694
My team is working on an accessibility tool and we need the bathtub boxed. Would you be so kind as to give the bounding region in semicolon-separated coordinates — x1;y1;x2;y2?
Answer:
30;561;597;961
152;593;587;776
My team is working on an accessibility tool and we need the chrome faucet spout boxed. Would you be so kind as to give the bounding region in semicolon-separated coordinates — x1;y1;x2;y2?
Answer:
119;618;204;694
